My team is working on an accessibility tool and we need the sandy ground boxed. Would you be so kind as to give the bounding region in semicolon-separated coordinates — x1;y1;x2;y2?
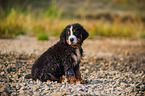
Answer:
0;35;145;57
0;35;145;95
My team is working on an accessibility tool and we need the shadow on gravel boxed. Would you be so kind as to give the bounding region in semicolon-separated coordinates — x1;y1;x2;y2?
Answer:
0;52;145;95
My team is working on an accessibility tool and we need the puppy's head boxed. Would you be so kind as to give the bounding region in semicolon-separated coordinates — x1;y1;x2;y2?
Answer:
60;23;89;46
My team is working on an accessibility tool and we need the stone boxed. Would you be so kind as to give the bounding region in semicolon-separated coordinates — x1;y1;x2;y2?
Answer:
51;92;65;96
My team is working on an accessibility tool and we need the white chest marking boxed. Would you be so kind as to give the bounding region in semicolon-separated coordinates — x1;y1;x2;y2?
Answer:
72;48;82;65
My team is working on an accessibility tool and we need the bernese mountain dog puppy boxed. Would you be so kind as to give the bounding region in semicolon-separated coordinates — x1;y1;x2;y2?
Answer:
25;23;89;83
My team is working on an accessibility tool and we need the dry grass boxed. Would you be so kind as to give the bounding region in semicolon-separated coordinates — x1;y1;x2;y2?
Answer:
0;0;145;40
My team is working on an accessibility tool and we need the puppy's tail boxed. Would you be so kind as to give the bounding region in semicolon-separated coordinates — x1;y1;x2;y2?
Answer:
25;74;32;79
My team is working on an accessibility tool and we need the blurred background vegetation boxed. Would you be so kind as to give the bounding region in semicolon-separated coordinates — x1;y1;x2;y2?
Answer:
0;0;145;40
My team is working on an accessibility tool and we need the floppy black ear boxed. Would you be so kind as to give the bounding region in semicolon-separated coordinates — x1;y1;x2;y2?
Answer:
73;23;89;41
60;25;70;44
60;29;66;44
81;27;89;41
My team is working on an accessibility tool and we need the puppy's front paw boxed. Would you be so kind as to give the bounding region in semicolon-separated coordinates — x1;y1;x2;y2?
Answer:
80;80;88;84
69;76;77;83
59;78;66;82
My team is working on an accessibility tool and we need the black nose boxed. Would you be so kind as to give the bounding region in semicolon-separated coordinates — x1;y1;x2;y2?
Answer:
70;38;74;42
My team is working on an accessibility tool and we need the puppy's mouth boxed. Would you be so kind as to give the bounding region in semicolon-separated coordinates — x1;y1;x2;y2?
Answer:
67;40;77;45
71;44;80;48
70;42;76;45
67;38;82;47
66;40;79;48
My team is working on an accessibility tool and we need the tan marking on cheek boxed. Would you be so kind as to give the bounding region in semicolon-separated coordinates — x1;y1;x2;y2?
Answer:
68;31;70;34
77;38;81;43
74;30;75;33
67;40;69;44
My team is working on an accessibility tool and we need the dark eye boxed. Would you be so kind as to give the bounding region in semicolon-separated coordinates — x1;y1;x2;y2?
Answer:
74;31;80;36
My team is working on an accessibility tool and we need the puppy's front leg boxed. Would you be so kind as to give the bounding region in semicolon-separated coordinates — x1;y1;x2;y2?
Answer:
65;64;77;83
74;64;88;84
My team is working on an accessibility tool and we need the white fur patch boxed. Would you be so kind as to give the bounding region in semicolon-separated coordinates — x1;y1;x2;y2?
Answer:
68;26;77;45
72;48;81;65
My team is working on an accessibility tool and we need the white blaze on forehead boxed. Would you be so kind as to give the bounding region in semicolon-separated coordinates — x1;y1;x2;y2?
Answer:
70;26;73;36
68;25;77;45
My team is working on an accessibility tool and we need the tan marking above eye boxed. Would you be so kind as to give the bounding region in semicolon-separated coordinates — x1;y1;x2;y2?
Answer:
68;31;70;34
74;30;76;32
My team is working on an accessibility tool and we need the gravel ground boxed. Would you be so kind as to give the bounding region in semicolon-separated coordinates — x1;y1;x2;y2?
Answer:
0;35;145;95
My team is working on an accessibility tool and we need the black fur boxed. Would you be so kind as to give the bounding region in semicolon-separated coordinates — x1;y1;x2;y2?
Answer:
25;23;89;82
